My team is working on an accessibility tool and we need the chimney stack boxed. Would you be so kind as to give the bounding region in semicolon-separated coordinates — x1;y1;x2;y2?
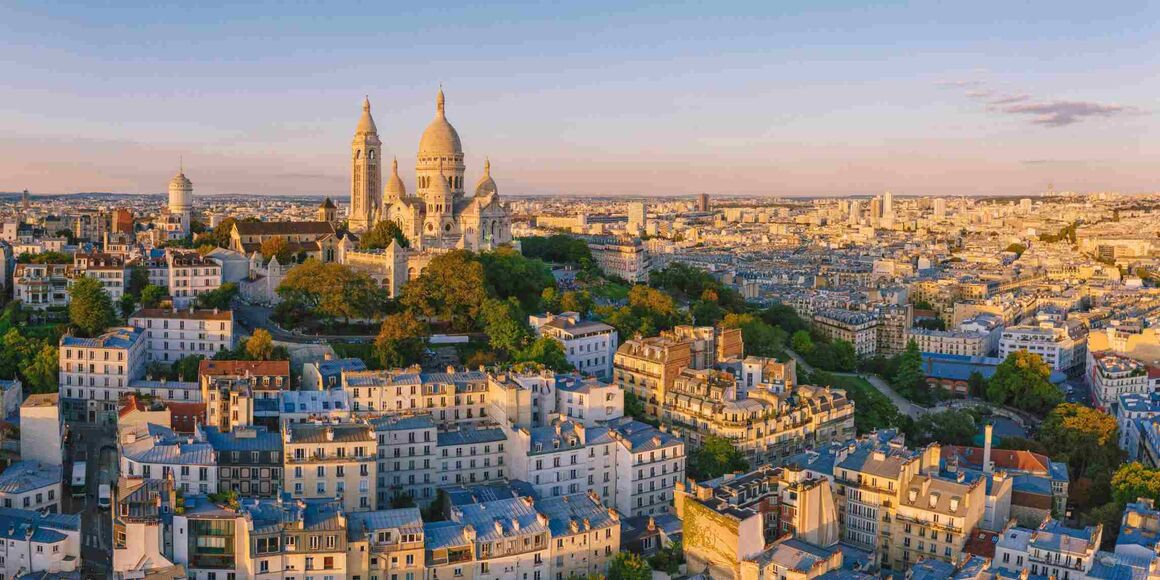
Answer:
983;423;994;474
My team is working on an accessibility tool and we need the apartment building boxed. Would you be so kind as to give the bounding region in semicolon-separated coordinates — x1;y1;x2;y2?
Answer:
877;303;914;355
447;496;551;580
241;496;349;580
73;252;128;301
0;508;81;578
890;471;986;570
436;425;507;488
908;328;990;358
343;367;491;426
1088;351;1152;411
1115;393;1160;461
371;414;437;508
0;461;62;512
992;518;1102;579
119;423;218;494
556;375;622;426
12;262;71;309
662;367;855;465
582;235;651;283
538;492;621;580
202;425;284;497
166;249;223;308
20;394;62;467
59;326;147;420
813;309;879;355
172;495;253;579
998;318;1088;373
129;307;236;363
613;325;740;417
347;508;426;580
606;416;685;518
202;374;258;431
283;421;377;513
113;477;178;575
531;311;619;379
199;359;291;401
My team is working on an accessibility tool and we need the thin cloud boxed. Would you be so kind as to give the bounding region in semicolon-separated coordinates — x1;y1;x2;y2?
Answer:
987;94;1029;105
935;79;983;89
999;101;1134;127
965;90;992;99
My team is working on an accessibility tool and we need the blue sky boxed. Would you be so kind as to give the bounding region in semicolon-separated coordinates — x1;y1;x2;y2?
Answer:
1;1;1156;196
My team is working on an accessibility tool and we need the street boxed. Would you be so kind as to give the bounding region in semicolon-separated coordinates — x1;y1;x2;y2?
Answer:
68;422;117;578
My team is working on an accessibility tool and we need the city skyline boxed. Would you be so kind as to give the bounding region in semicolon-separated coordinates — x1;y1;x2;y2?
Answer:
2;2;1157;197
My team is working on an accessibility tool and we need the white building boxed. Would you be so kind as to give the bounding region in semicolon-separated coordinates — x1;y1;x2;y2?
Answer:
992;519;1101;579
531;312;618;379
908;328;990;357
998;318;1088;372
20;394;63;467
556;375;623;426
0;461;62;513
59;327;147;420
165;249;222;308
12;263;71;310
0;508;81;577
1088;351;1152;411
435;425;508;489
129;307;236;364
120;423;219;494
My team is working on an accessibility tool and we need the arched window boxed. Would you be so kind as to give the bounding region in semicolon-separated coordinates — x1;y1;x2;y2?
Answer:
355;150;361;159
369;150;375;160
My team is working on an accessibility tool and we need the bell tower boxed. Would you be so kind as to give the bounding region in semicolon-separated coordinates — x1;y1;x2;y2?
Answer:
350;96;382;232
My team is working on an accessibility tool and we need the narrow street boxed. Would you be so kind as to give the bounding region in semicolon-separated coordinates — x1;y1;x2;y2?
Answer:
68;422;117;578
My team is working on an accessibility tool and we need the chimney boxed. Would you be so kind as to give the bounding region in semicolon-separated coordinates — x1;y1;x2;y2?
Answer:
983;423;994;474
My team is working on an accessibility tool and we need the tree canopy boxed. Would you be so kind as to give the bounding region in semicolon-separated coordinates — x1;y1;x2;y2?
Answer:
688;435;749;481
607;552;652;580
245;330;276;361
478;247;555;312
278;260;385;326
361;220;410;250
519;235;593;266
373;312;429;368
68;276;117;337
401;250;488;331
259;236;295;264
722;312;785;358
196;282;239;310
986;350;1062;415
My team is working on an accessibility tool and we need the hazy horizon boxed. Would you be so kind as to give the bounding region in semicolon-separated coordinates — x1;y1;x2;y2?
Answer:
2;2;1156;197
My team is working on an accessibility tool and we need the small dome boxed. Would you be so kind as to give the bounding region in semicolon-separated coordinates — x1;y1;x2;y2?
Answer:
170;170;191;189
356;96;378;135
385;157;407;198
418;88;462;157
474;158;498;197
429;161;453;198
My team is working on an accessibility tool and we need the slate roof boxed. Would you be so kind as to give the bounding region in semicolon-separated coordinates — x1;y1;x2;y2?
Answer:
347;507;424;540
0;461;61;494
437;426;506;447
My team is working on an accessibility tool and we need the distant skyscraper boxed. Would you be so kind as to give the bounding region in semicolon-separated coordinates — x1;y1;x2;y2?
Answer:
697;193;710;212
21;189;29;212
933;197;947;218
869;197;882;221
1019;198;1032;212
883;191;894;217
848;199;861;225
627;202;646;235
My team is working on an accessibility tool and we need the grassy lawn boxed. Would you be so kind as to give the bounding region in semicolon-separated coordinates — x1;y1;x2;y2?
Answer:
589;280;631;302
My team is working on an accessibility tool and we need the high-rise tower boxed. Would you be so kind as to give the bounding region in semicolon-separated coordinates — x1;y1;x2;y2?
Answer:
168;166;193;234
350;96;383;233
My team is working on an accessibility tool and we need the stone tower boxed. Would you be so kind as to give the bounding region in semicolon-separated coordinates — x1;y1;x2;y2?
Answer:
350;96;382;232
168;166;193;234
318;197;337;225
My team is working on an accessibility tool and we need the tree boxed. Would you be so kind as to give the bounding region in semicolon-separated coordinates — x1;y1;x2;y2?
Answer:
199;216;238;248
68;276;117;337
790;330;815;354
624;391;648;422
515;337;572;372
479;247;556;312
479;298;531;355
986;351;1062;415
401;251;488;331
172;355;205;382
140;285;166;308
54;228;77;244
196;282;239;310
22;344;59;394
760;304;810;334
519;235;593;266
688;436;749;481
360;220;410;250
691;299;725;326
17;251;71;264
607;552;652;580
373;312;429;368
259;236;294;264
126;265;150;299
245;329;275;361
892;339;927;400
967;371;988;399
1112;463;1160;506
909;408;980;446
278;260;385;326
830;339;858;372
558;291;593;317
1040;403;1123;489
723;313;785;358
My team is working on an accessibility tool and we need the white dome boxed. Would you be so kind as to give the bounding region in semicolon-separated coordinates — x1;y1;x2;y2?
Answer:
418;88;462;157
474;158;497;197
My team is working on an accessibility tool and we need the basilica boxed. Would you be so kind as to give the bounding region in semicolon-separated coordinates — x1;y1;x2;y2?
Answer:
349;89;511;251
341;89;513;297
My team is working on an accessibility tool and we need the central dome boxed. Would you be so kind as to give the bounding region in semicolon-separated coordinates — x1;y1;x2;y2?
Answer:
418;88;463;157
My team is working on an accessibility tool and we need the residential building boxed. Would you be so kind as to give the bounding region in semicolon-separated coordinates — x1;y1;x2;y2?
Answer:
20;394;63;467
129;308;236;364
165;250;222;308
242;495;349;580
814;309;879;356
12;262;71;310
343;367;491;426
538;492;621;580
582;235;651;283
120;424;218;494
346;508;425;580
283;421;377;513
0;461;62;513
171;494;253;579
73;252;128;301
1088;351;1152;411
203;425;284;497
435;425;507;488
908;328;990;358
992;518;1101;579
998;318;1088;373
59;326;148;420
371;414;437;508
531;312;618;379
0;508;81;577
112;477;177;576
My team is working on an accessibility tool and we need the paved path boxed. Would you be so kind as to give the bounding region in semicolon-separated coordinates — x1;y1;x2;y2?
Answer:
786;348;927;419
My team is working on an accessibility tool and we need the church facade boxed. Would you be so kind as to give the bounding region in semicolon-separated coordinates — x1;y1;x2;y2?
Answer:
343;89;513;297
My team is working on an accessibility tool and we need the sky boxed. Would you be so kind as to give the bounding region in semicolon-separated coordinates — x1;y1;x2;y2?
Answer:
0;1;1157;198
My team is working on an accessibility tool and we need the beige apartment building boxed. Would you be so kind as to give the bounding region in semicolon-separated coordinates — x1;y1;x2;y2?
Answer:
283;421;377;513
907;328;989;357
812;309;879;355
890;472;986;570
613;325;742;417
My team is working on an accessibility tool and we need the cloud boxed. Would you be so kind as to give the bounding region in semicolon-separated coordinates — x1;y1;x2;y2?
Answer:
965;90;992;99
935;79;983;89
998;100;1134;127
987;94;1030;105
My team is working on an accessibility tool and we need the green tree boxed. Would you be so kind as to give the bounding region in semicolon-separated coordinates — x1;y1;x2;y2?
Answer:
361;220;410;250
373;312;429;368
892;339;927;400
479;247;556;312
624;391;649;422
967;371;988;398
278;260;385;326
401;251;488;331
790;330;815;354
518;235;593;266
760;303;810;334
515;337;572;372
479;298;532;355
648;541;684;575
1112;463;1160;506
196;282;239;310
688;436;749;481
909;409;980;446
126;265;150;299
830;339;858;372
722;313;785;358
986;351;1062;415
1040;403;1123;488
690;299;725;326
22;344;59;394
172;355;205;382
68;276;117;337
119;295;138;319
140;284;166;308
245;329;275;361
607;552;652;580
558;291;593;317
